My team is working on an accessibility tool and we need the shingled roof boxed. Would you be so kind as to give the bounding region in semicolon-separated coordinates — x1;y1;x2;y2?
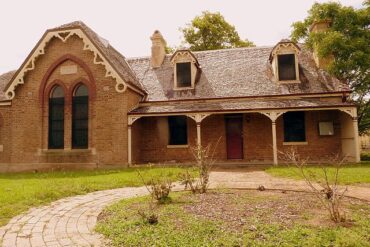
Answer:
0;71;16;101
127;45;349;102
130;98;354;115
1;22;349;104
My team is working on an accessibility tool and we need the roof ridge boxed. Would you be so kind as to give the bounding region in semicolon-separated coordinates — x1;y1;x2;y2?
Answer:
127;45;275;61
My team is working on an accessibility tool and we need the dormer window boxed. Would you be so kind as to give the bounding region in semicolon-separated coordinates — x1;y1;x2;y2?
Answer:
176;62;192;87
278;54;296;81
270;39;300;83
171;49;199;90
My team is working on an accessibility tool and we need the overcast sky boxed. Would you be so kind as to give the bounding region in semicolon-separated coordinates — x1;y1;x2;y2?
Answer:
0;0;363;74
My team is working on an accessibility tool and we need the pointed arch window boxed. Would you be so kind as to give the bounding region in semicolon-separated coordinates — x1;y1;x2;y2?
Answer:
49;85;65;149
72;84;89;149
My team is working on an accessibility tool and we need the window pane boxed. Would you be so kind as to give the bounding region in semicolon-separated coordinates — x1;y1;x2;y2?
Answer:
74;84;88;96
168;116;188;145
51;86;64;98
176;63;191;87
278;54;296;81
283;111;306;142
72;94;88;149
49;98;64;149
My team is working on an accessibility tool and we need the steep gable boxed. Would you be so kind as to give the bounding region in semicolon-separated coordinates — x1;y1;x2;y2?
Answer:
4;21;145;100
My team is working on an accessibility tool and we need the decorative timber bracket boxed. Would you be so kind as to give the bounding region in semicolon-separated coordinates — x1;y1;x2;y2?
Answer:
5;28;129;100
128;116;142;126
261;111;286;122
186;113;210;124
339;107;358;120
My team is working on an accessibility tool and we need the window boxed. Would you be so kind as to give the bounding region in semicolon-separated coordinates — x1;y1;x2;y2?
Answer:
319;122;334;136
49;86;64;149
284;111;306;142
278;54;297;81
176;62;191;87
72;84;89;149
168;116;188;145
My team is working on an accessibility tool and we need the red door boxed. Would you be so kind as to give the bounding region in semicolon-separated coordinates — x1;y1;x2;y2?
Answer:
225;115;243;159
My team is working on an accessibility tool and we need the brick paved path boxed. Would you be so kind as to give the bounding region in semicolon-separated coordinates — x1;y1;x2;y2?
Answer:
1;171;369;247
0;187;149;247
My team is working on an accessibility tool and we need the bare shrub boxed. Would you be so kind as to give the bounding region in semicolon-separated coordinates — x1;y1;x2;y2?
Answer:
179;140;219;194
137;166;174;203
282;148;347;223
135;165;176;224
138;201;158;225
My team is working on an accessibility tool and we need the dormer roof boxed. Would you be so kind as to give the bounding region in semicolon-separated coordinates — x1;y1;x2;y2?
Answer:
170;49;199;67
269;39;301;62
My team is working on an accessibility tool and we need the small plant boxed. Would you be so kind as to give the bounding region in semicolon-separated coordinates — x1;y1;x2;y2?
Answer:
282;148;348;223
136;165;176;225
138;201;158;225
179;139;219;194
137;165;174;203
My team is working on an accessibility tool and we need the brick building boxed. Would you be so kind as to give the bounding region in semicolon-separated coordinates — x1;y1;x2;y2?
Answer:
0;21;360;172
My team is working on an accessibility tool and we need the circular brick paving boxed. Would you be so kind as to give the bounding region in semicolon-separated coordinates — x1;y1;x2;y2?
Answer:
0;187;149;247
1;171;369;247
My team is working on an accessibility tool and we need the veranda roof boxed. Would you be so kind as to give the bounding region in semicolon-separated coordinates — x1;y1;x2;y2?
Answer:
129;98;354;115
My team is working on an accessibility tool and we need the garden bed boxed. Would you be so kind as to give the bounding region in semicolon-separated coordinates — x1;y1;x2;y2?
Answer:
96;189;370;246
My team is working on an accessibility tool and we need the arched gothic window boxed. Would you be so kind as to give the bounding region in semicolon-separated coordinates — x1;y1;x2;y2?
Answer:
49;85;65;149
72;84;89;149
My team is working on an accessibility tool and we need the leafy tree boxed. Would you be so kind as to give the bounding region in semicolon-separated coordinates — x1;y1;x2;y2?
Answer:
290;1;370;134
181;11;255;51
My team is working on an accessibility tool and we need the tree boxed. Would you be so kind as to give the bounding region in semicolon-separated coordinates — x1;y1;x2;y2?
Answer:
290;1;370;134
181;11;255;51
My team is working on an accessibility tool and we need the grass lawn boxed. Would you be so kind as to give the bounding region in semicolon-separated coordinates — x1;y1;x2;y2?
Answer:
96;190;370;247
265;162;370;186
0;167;185;227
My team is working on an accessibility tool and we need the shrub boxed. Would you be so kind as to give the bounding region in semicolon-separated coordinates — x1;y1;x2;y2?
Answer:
361;151;370;161
137;166;174;203
282;148;347;223
179;140;219;194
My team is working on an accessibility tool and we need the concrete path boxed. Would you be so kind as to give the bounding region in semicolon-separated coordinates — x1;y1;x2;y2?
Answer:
209;170;370;202
0;171;369;247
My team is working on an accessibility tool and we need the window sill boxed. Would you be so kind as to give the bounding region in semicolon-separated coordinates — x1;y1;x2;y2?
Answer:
167;145;189;149
283;142;308;146
40;148;94;156
278;80;300;84
173;87;194;91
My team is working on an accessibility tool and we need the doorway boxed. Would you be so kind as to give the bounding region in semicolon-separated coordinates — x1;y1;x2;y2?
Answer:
225;114;244;159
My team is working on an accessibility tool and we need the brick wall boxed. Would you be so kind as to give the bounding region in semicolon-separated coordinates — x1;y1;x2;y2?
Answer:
133;111;342;164
0;34;142;171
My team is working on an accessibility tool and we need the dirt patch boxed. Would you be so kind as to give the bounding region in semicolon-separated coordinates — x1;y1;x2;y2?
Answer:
182;190;364;231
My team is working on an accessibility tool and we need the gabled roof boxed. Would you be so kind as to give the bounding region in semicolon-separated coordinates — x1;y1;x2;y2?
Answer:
127;45;349;102
170;49;199;67
269;39;301;62
3;21;146;100
1;22;349;103
49;21;144;91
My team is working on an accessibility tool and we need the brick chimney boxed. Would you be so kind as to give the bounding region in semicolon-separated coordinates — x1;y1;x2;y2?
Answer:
150;30;166;68
310;20;333;69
